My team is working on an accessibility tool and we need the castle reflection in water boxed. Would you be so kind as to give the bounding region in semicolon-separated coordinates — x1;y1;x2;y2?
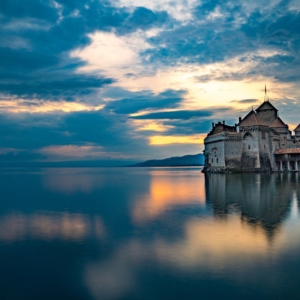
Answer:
205;172;300;237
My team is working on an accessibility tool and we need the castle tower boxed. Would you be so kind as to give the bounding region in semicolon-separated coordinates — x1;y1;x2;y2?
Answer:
239;110;270;169
255;101;278;126
270;117;290;148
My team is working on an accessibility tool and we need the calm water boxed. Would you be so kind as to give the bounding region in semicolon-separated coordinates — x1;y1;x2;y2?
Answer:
0;167;300;299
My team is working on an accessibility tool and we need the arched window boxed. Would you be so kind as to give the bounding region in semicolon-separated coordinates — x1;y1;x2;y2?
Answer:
243;132;254;140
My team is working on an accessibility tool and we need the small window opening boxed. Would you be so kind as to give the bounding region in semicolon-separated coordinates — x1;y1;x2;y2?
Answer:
212;158;213;163
248;145;251;150
217;158;218;163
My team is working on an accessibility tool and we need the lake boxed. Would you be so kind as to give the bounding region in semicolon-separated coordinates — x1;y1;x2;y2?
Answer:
0;167;299;299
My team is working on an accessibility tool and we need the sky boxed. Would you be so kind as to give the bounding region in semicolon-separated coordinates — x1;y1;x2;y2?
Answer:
1;0;300;165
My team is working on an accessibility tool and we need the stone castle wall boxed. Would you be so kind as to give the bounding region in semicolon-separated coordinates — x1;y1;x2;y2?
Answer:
224;137;242;168
204;135;226;168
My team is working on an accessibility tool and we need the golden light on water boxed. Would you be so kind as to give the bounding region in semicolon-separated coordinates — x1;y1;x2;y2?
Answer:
133;170;205;223
154;216;270;269
0;212;105;242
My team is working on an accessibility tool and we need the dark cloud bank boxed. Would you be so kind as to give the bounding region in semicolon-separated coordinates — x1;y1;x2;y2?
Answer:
0;0;171;100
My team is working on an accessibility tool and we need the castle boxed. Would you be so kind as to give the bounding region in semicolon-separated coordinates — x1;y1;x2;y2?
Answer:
203;94;300;172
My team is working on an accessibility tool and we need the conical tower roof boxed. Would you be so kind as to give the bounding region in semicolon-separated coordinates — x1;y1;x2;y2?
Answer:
240;110;268;127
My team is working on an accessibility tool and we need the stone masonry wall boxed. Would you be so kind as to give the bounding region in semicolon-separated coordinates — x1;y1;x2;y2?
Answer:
204;138;226;167
258;129;272;169
256;109;277;125
241;130;260;169
224;138;242;168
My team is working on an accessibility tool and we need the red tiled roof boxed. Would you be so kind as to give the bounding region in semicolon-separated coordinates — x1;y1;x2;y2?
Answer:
294;124;300;132
275;148;300;154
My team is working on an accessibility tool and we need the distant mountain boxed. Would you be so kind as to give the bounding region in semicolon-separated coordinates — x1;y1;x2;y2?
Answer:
130;153;204;167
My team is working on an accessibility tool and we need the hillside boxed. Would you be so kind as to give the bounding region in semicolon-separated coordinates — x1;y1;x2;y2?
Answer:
130;153;204;167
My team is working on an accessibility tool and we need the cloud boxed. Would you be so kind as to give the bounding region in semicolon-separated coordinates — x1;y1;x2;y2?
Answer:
130;109;215;120
231;99;259;104
1;0;300;163
0;109;151;159
140;0;300;84
162;119;215;135
118;6;170;34
0;0;172;101
0;72;114;100
105;89;187;114
0;99;104;113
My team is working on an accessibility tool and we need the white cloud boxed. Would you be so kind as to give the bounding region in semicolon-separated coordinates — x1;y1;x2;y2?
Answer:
72;31;151;78
111;0;199;21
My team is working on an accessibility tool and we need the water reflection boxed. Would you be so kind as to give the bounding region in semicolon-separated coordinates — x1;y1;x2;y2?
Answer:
85;173;300;299
0;212;105;242
205;173;300;238
42;168;104;194
1;168;300;299
133;169;205;223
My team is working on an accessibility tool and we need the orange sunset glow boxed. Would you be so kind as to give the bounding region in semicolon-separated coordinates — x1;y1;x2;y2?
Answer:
133;170;205;223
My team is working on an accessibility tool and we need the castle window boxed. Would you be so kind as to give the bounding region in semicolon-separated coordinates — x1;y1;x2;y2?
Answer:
262;131;266;139
217;158;218;163
212;158;213;163
248;145;251;150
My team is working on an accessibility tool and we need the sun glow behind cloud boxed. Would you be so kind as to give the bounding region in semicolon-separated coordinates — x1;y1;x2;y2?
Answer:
150;134;206;145
72;31;151;79
73;33;291;110
135;121;170;132
0;99;104;113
